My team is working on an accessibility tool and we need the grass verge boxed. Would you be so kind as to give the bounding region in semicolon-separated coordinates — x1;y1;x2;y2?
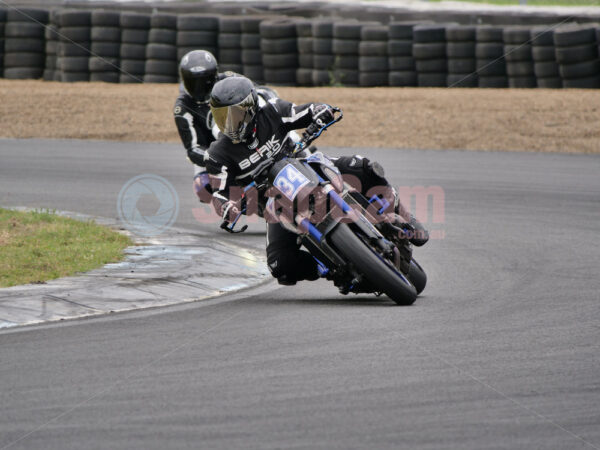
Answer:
0;208;132;288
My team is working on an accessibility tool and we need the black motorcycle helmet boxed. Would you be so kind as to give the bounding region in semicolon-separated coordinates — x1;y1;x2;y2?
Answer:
210;76;258;144
179;50;218;103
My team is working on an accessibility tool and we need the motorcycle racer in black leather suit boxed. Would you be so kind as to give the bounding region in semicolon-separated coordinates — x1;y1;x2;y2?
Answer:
204;76;429;286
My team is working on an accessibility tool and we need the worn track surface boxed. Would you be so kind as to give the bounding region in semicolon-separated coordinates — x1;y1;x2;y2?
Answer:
1;140;599;449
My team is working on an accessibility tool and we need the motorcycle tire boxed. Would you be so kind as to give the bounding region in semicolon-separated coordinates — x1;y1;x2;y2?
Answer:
330;223;417;305
407;258;427;295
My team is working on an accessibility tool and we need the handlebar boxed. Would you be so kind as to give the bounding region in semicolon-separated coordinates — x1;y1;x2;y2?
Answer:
220;209;248;233
293;106;343;156
220;181;257;232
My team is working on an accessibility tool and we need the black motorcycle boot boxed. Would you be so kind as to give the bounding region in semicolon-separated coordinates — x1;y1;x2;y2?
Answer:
393;192;429;247
405;214;429;247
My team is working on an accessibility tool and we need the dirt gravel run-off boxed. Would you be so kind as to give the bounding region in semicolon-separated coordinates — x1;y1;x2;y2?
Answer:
0;80;598;154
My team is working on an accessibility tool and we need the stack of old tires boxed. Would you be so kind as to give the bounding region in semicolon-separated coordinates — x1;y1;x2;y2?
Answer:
56;9;91;82
260;19;297;86
90;10;121;83
387;22;418;87
359;25;388;87
503;27;536;88
446;25;477;87
476;26;507;88
119;12;150;83
413;24;447;87
554;26;600;88
312;20;335;86
332;21;362;86
144;13;178;83
0;8;4;77
4;7;48;79
296;20;313;86
530;27;561;88
177;14;219;62
43;11;60;81
218;16;243;73
241;16;264;83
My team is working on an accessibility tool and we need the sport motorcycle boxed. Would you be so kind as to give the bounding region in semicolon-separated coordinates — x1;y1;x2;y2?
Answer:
221;108;426;305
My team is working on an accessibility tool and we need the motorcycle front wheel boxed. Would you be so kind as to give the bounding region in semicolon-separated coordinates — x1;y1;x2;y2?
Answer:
329;223;418;305
408;258;427;295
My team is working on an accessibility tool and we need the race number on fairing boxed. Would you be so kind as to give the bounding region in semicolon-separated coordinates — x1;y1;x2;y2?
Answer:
274;164;310;200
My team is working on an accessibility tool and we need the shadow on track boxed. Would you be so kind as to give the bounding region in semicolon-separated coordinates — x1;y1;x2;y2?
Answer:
258;295;415;308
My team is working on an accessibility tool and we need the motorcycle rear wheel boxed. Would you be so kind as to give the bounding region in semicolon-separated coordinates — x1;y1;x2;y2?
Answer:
330;223;418;305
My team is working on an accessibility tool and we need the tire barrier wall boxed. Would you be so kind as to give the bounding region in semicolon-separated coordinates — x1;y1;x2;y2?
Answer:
91;10;121;83
413;23;453;87
446;25;478;88
176;13;219;77
56;9;91;82
476;26;508;88
4;7;48;80
241;15;266;84
260;18;298;86
504;26;537;88
311;19;335;87
531;26;562;88
0;9;4;78
554;26;600;88
359;25;390;87
388;22;421;87
120;12;151;83
144;12;178;83
218;15;244;74
0;6;599;88
43;10;59;81
296;19;313;86
332;21;366;87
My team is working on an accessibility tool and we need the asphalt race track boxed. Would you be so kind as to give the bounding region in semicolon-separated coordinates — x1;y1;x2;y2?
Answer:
1;139;599;450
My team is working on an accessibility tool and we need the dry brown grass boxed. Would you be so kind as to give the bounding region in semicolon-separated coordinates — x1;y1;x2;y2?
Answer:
0;230;11;246
1;80;598;153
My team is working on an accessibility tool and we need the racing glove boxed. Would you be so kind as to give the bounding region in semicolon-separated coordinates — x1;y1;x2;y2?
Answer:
304;104;335;139
312;104;335;127
220;200;241;222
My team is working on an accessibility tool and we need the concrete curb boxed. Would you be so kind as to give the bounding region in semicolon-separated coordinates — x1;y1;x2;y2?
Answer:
0;208;271;329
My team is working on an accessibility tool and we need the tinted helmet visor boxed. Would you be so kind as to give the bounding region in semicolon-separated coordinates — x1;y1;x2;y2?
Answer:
183;75;215;103
211;93;256;143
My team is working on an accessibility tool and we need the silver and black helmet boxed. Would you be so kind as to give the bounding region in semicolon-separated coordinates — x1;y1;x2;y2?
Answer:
209;76;258;144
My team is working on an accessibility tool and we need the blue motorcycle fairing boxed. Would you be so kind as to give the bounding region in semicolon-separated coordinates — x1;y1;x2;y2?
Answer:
273;163;311;201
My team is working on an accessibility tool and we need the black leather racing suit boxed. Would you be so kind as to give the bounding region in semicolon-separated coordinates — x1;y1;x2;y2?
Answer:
204;97;392;285
174;81;219;168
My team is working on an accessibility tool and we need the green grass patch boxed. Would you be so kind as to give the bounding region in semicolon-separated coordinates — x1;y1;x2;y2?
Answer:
428;0;599;5
0;208;132;288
